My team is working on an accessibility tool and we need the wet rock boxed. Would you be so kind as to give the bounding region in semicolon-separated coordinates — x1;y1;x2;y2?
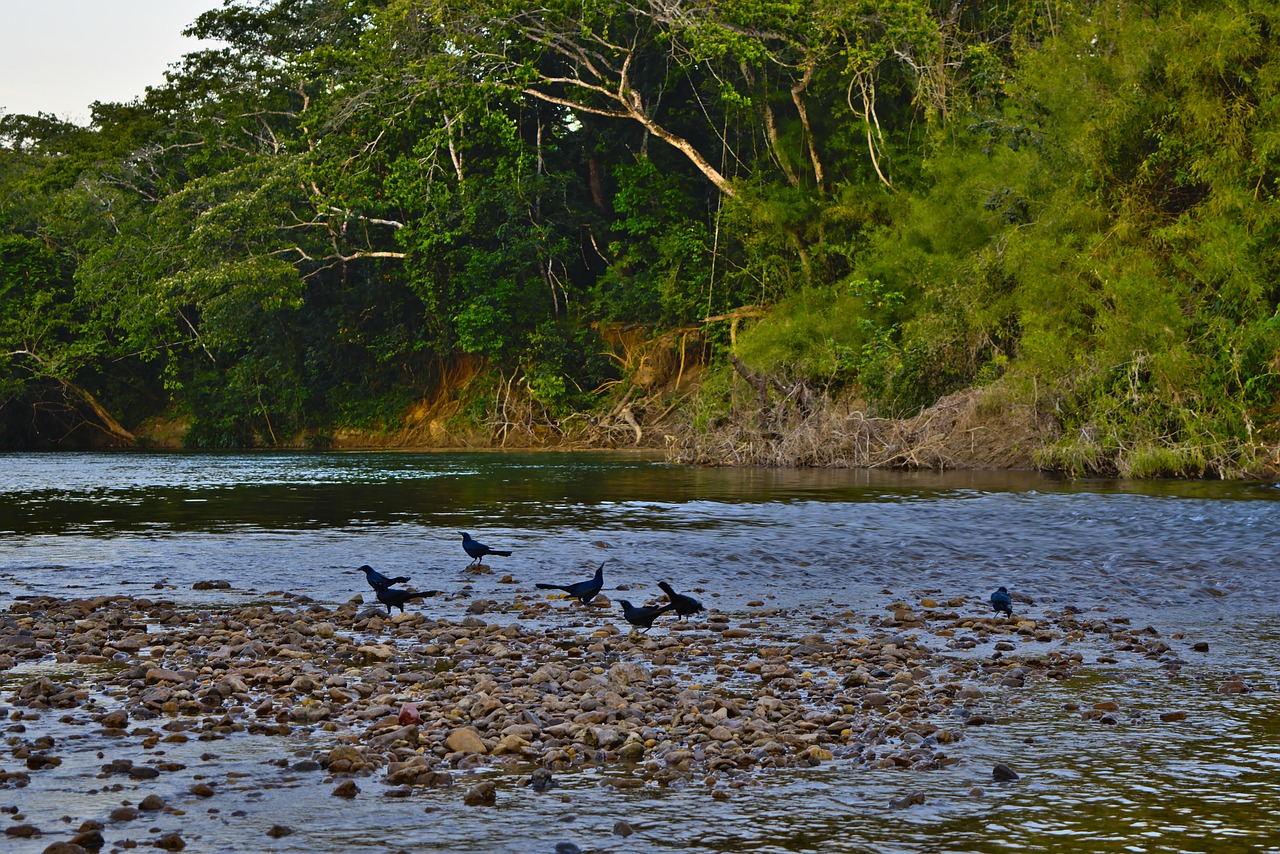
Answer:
528;768;555;791
190;783;216;797
138;794;165;811
108;807;138;822
5;824;41;838
992;763;1020;781
100;709;129;729
612;819;635;837
266;825;294;838
554;845;582;854
890;791;926;809
41;843;91;854
69;828;105;851
154;833;186;850
1192;641;1209;652
1219;679;1250;695
1160;711;1188;722
463;781;497;806
332;780;360;798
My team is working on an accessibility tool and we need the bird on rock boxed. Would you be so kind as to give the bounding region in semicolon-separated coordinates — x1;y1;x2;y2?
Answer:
358;565;409;592
990;586;1014;617
536;561;606;605
375;586;442;615
460;532;512;566
658;581;704;620
618;598;675;632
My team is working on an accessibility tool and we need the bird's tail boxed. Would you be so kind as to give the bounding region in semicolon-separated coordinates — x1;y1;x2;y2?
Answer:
535;583;565;591
658;581;677;598
491;549;513;557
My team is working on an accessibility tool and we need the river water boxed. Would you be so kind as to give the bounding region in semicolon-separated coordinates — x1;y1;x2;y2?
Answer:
1;451;1278;853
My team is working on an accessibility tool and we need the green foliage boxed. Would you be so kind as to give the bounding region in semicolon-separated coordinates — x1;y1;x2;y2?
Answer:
0;0;1275;474
522;321;620;417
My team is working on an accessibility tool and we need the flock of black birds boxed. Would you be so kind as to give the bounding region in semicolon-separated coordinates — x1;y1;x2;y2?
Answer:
355;533;703;631
359;531;1016;630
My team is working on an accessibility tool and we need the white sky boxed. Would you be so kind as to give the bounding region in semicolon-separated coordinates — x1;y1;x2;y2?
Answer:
0;1;223;123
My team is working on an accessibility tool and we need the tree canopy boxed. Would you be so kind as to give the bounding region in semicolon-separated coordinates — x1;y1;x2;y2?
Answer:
1;0;1277;475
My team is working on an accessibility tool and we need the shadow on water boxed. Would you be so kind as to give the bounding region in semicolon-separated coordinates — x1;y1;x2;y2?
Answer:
0;450;1275;536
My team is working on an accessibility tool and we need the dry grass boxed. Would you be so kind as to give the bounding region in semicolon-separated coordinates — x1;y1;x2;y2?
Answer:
668;387;1050;470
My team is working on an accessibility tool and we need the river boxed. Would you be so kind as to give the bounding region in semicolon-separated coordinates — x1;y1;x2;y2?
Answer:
1;451;1278;853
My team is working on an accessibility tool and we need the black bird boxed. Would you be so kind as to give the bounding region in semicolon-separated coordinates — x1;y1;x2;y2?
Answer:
658;581;704;620
990;586;1014;617
375;585;443;615
358;564;409;592
536;561;605;605
618;599;675;631
460;532;512;566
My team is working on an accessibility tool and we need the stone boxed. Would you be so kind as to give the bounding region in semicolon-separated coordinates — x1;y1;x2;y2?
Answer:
145;668;194;684
40;844;91;854
266;826;294;838
1160;711;1188;722
155;833;186;851
368;725;419;751
5;824;41;838
445;727;489;755
138;794;165;811
613;820;635;837
69;829;105;851
890;791;926;809
463;781;497;806
992;763;1020;781
332;780;360;798
100;709;129;729
528;768;555;791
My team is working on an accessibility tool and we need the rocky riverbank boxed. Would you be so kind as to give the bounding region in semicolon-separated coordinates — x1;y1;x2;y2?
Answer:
1;585;1205;852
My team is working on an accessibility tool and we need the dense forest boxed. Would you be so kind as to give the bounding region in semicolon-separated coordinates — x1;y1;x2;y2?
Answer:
1;0;1278;476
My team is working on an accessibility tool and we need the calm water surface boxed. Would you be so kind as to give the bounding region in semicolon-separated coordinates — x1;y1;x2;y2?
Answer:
1;451;1278;853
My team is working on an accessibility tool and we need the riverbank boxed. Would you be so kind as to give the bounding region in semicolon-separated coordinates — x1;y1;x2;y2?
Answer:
124;383;1280;481
0;585;1209;853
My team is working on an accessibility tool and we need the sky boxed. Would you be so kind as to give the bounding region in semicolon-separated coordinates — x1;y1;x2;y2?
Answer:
0;0;223;123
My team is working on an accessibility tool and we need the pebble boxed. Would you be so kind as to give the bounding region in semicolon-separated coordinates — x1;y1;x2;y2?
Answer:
0;590;1160;823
